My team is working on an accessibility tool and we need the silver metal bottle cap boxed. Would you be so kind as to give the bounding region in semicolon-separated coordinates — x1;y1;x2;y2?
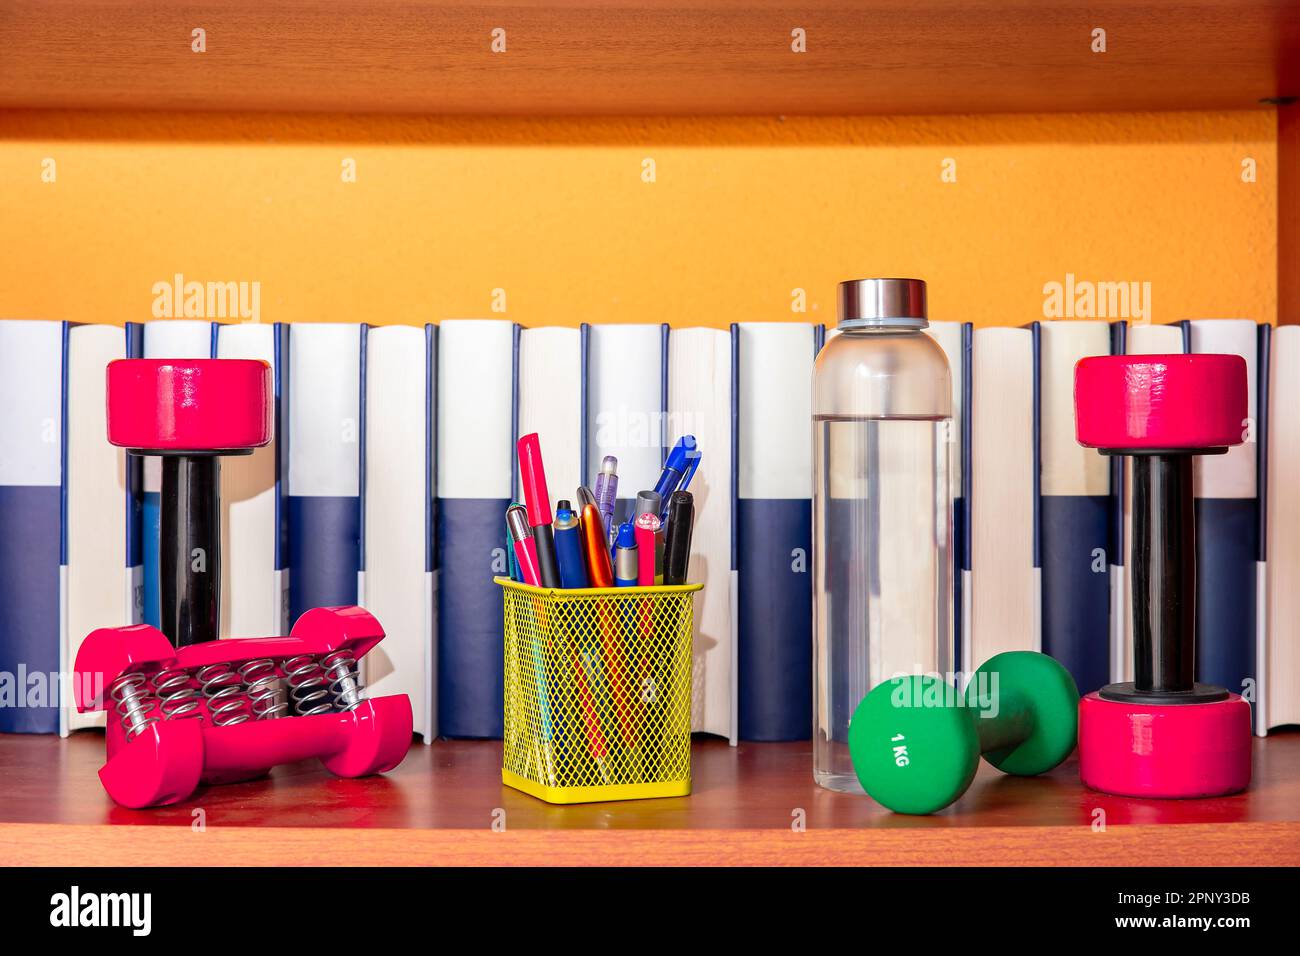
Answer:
837;278;927;330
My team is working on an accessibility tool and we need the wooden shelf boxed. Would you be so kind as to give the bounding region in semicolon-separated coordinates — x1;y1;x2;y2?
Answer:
0;1;1297;116
1;730;1298;865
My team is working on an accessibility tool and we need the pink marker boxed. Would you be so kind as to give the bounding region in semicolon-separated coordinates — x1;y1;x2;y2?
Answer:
634;512;660;586
506;505;542;587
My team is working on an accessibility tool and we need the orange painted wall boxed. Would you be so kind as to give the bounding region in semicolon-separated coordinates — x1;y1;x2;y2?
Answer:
0;110;1277;329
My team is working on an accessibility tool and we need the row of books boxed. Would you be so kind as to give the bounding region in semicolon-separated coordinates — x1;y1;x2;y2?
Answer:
0;317;1295;741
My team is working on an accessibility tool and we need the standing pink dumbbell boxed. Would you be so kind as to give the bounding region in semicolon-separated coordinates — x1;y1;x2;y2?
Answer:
107;359;272;647
1074;353;1252;798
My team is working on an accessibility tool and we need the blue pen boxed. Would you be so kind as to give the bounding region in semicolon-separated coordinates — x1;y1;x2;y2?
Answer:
553;501;589;589
651;435;701;521
614;522;639;587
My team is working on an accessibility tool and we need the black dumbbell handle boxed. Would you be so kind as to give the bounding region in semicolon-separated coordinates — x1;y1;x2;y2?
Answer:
1099;449;1227;705
1131;453;1195;694
159;454;221;648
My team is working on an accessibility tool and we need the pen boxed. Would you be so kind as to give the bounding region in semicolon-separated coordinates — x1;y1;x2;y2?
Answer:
651;435;701;520
505;505;542;587
553;500;589;589
505;500;525;582
634;512;659;586
634;490;664;582
580;503;615;588
614;522;638;587
663;490;695;586
517;433;562;588
593;455;619;545
576;485;597;511
506;504;555;780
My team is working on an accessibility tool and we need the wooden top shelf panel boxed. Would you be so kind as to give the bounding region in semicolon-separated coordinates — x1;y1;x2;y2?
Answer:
1;1;1297;116
1;732;1298;865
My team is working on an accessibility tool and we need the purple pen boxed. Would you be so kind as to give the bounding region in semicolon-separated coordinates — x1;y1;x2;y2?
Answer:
593;455;619;544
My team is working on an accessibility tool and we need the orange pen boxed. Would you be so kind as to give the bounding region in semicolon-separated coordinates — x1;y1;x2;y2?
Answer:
580;503;614;587
580;503;635;748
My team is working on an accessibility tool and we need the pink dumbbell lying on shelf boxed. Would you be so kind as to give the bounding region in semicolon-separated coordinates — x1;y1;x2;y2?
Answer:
74;606;413;808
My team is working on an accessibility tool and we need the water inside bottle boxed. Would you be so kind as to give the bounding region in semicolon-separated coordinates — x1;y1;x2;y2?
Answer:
813;414;953;793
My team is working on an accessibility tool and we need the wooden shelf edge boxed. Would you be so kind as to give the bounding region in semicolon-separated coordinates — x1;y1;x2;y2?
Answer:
4;821;1297;867
0;1;1295;116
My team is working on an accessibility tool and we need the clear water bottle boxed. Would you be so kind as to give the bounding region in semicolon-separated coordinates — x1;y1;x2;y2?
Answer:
813;278;953;792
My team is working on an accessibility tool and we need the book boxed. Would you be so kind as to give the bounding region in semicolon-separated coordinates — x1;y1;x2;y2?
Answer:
214;322;290;637
968;326;1039;670
1265;324;1300;731
1118;322;1186;682
0;320;66;733
924;320;969;680
516;325;585;502
1035;320;1113;694
734;322;815;741
141;319;214;629
667;325;736;741
437;319;516;738
586;324;667;525
63;323;141;734
1185;319;1261;718
362;324;436;742
287;322;363;622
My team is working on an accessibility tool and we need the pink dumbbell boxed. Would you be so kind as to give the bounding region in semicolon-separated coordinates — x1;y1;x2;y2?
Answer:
107;358;272;647
1074;353;1252;798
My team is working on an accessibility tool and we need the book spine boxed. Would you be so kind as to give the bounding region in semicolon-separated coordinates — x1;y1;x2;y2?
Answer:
579;323;591;482
436;320;515;738
1256;323;1270;735
1037;322;1112;695
0;321;66;733
735;323;814;741
1108;320;1127;685
1187;320;1259;714
124;323;144;626
959;322;973;676
287;324;363;623
274;323;291;634
140;320;215;629
425;323;438;742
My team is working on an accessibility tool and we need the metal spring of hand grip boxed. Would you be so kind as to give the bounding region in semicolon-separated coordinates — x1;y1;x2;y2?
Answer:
284;655;332;716
153;666;201;720
240;658;288;720
110;671;159;742
196;662;252;727
321;649;365;712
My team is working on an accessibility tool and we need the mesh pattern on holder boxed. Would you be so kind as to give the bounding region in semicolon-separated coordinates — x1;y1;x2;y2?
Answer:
497;577;700;803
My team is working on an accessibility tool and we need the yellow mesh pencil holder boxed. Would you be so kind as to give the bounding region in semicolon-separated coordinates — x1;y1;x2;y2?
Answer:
496;577;701;804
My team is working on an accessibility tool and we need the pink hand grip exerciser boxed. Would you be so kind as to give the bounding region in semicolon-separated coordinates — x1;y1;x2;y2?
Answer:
74;606;414;809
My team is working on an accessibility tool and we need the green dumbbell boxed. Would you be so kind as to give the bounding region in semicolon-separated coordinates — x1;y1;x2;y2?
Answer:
848;651;1079;815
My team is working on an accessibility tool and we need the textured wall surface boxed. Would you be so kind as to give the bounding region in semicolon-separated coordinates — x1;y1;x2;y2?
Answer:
0;110;1277;329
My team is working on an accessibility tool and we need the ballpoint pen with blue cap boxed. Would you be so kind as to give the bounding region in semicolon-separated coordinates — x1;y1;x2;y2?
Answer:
651;435;701;523
553;501;589;589
614;522;639;587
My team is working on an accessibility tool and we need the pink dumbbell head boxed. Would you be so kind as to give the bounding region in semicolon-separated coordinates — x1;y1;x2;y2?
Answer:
1075;353;1247;452
1073;352;1251;799
107;358;272;452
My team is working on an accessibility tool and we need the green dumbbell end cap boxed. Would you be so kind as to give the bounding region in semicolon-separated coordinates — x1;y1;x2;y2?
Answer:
967;651;1079;776
848;675;978;815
